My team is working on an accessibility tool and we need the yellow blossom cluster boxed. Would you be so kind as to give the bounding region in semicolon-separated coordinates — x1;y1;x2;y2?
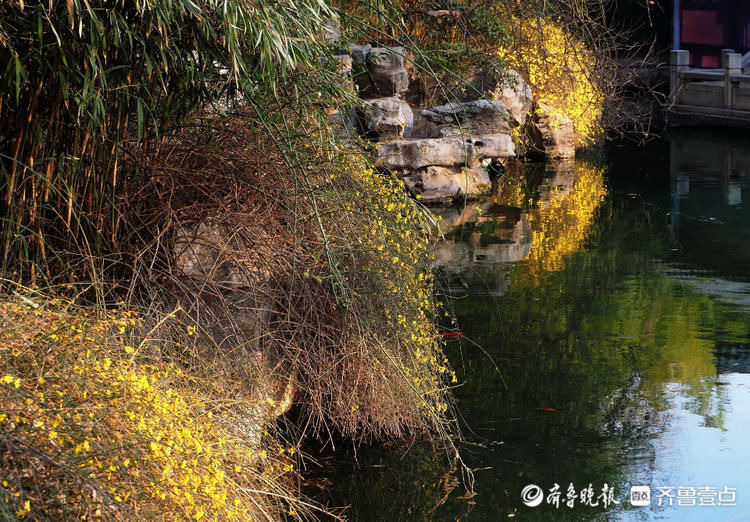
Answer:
0;297;302;521
353;167;455;401
498;19;604;147
308;156;456;436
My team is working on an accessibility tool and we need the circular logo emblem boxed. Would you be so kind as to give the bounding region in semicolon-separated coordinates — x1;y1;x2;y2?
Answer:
521;484;544;507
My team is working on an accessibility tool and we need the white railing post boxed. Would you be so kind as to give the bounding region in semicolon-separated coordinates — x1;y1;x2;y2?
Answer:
670;50;690;104
722;50;741;108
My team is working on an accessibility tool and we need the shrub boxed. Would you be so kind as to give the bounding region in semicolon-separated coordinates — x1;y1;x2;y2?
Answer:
0;0;343;279
131;111;458;442
0;293;306;520
498;18;605;147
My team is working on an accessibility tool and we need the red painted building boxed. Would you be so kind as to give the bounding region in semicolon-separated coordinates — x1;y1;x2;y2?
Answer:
678;0;750;67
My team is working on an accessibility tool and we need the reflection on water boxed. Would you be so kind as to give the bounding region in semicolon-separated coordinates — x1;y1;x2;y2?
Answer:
434;159;605;296
314;132;750;521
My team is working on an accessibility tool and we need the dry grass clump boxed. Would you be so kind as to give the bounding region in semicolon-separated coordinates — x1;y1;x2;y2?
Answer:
125;110;458;443
0;291;308;521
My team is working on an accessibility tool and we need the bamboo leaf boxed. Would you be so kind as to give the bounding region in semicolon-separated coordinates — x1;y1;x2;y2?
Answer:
136;98;144;139
67;0;74;28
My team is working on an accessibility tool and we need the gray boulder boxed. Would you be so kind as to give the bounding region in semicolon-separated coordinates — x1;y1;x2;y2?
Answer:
375;135;514;170
402;166;491;202
374;138;481;170
361;97;413;139
417;100;511;137
493;70;533;127
353;46;409;98
349;44;372;66
468;135;515;159
323;18;341;46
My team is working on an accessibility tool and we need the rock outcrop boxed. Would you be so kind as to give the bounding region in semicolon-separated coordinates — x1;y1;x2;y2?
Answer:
374;136;516;171
469;135;515;159
401;166;491;202
526;103;576;159
375;137;480;170
493;70;533;127
352;45;410;98
340;43;579;199
360;97;413;139
417;100;511;137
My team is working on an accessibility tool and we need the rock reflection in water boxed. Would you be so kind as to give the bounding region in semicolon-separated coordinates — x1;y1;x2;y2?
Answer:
433;205;531;296
433;159;605;296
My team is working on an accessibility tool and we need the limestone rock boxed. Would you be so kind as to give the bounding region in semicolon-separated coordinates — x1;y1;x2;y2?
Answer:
411;110;442;138
527;103;575;159
375;135;514;170
402;166;491;202
360;97;413;139
323;18;341;46
374;138;480;170
349;44;372;66
353;46;409;98
417;100;511;137
332;54;353;74
468;135;515;159
493;70;533;127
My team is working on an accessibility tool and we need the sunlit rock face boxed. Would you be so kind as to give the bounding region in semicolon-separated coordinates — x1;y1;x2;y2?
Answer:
374;137;482;170
526;103;576;159
492;69;534;127
374;136;514;171
417;99;512;137
342;43;527;201
360;97;413;139
401;165;491;202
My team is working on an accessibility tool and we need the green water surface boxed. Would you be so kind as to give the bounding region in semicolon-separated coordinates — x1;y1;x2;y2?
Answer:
315;131;750;521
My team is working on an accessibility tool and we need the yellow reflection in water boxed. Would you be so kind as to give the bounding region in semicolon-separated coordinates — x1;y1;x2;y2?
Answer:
526;161;607;274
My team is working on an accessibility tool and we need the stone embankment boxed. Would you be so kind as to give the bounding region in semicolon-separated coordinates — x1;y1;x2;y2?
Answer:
331;42;576;202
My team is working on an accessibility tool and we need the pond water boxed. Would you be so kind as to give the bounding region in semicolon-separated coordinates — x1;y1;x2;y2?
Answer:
314;129;750;521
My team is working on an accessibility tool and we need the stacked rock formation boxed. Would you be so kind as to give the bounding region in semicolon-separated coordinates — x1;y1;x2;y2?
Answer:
338;41;576;201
